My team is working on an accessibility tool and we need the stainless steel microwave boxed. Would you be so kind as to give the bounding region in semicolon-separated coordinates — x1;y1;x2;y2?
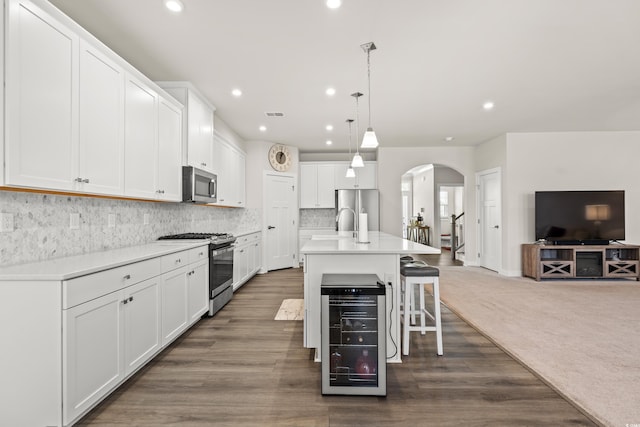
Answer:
182;166;217;204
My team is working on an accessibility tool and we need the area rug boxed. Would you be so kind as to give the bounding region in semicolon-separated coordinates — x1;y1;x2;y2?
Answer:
274;298;304;320
438;266;640;427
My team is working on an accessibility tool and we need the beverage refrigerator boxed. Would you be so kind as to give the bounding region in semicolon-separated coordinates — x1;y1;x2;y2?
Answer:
320;274;386;396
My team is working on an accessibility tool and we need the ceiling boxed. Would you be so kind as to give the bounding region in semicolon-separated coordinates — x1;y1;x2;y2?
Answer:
49;0;640;153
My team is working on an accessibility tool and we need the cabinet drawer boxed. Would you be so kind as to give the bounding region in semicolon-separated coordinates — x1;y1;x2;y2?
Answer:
161;250;190;273
188;246;209;264
63;258;161;309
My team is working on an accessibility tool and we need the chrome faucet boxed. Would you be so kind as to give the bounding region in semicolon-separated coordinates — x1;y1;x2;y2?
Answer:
336;207;358;238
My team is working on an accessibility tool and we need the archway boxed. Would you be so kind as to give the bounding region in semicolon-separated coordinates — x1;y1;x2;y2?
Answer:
401;163;465;261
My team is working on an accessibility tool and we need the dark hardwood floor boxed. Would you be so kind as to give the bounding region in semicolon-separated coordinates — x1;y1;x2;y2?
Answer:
78;268;595;426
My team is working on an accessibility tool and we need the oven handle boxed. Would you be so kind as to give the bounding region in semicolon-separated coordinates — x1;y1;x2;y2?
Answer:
211;244;235;256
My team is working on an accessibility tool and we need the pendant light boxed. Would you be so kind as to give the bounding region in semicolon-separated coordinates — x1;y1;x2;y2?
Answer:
351;92;365;168
345;119;356;178
360;42;379;149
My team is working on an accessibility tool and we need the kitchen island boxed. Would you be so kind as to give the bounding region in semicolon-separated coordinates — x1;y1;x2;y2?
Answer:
300;231;440;363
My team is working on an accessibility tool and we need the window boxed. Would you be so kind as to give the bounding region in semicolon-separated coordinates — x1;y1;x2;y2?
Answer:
440;191;449;218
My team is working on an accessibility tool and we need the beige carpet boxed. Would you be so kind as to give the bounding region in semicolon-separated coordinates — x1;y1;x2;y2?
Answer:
438;266;640;427
274;298;304;320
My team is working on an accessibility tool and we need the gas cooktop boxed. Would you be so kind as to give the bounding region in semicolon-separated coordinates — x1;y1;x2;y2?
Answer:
158;232;236;248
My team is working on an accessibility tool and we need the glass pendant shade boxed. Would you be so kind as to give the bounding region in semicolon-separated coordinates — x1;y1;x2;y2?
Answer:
345;167;356;178
351;153;364;168
361;128;379;148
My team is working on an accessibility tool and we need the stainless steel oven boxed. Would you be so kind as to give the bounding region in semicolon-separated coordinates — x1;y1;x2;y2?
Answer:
209;244;234;316
158;232;236;317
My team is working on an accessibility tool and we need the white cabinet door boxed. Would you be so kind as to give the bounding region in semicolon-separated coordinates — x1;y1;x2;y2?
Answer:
5;0;79;190
233;244;249;286
213;136;246;207
252;240;262;274
316;164;335;207
124;74;158;199
299;164;317;208
300;163;335;208
235;149;247;207
187;92;214;172
78;39;125;195
187;260;209;324
157;97;183;201
217;140;234;205
123;277;161;376
161;266;189;345
335;161;377;189
63;290;123;425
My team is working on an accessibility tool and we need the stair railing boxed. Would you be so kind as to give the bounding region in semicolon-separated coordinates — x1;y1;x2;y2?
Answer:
451;212;465;260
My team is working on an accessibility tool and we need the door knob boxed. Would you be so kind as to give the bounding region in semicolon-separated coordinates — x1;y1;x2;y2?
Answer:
268;226;276;229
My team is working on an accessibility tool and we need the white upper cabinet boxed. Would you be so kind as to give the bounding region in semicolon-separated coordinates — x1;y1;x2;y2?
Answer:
5;0;79;191
4;0;183;201
78;40;125;195
157;97;183;202
187;93;214;172
334;161;377;189
213;134;246;207
124;74;159;200
300;163;335;208
157;82;216;174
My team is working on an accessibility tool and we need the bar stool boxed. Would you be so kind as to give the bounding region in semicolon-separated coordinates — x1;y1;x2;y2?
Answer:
401;262;443;356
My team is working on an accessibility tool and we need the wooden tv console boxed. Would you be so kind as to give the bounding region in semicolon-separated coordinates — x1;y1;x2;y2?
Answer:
522;243;640;281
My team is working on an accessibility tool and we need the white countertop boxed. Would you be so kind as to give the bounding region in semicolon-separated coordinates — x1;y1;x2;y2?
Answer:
300;231;440;255
0;241;208;281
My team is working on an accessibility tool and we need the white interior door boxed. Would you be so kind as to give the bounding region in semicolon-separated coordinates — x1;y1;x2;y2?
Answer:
265;174;296;271
478;169;501;272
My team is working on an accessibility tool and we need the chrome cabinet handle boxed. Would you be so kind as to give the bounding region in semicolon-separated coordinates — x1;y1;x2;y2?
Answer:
123;274;131;280
176;258;182;263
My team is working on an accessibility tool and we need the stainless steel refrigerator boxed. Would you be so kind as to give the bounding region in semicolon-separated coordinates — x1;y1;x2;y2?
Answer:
335;189;379;232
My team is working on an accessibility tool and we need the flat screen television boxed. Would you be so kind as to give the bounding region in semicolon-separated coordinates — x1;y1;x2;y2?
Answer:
535;190;625;244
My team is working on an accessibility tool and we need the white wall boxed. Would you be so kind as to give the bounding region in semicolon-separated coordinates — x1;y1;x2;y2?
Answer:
503;131;640;274
377;146;477;265
245;140;300;209
412;168;434;228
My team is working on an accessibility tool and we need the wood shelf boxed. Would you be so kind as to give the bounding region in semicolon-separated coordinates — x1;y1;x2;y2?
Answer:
522;244;640;281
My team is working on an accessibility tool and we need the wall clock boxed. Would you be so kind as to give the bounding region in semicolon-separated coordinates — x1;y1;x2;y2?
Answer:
268;144;292;172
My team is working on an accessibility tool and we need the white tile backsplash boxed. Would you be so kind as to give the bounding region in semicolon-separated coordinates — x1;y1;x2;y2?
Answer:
0;190;261;267
299;208;335;228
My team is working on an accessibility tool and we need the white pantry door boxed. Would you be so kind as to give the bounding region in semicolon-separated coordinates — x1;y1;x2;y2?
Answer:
265;173;297;271
478;168;502;272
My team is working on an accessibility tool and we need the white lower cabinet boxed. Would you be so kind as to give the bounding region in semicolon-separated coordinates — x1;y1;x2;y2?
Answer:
160;265;189;345
187;259;209;324
63;276;161;425
124;278;162;375
232;232;262;291
0;244;209;426
63;290;124;425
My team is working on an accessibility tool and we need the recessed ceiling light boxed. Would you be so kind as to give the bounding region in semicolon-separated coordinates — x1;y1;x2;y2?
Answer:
164;0;184;13
259;125;267;132
482;101;495;111
445;136;454;142
231;88;242;97
326;0;342;9
326;125;333;131
326;140;333;145
325;87;336;96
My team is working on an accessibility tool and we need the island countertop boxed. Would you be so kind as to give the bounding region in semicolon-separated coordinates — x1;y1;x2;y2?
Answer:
300;231;441;255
